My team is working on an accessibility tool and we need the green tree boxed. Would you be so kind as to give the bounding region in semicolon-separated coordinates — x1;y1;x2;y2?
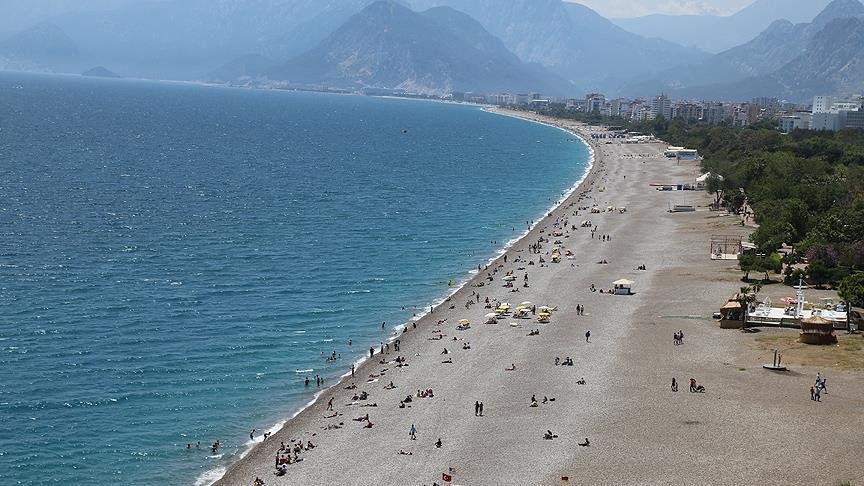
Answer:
705;174;725;208
838;272;864;331
737;286;757;328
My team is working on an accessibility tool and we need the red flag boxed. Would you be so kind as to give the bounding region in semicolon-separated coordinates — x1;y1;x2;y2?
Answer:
442;472;452;482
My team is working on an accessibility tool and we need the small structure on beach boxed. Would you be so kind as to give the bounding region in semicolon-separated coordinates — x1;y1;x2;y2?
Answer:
799;315;837;345
612;279;634;295
710;235;748;260
718;295;745;329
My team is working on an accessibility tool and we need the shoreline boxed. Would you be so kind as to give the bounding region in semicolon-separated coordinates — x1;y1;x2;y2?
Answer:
214;108;864;486
202;107;598;485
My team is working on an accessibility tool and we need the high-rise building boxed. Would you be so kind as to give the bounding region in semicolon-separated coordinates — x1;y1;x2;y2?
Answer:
585;93;606;113
650;94;672;119
671;102;700;121
702;103;728;125
812;96;835;113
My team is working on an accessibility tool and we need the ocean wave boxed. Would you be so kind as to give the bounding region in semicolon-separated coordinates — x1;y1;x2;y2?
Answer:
194;466;226;486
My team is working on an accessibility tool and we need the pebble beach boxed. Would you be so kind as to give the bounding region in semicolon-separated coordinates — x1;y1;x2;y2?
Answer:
214;109;864;486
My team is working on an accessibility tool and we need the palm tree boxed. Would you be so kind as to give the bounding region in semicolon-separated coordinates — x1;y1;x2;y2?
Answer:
738;286;756;329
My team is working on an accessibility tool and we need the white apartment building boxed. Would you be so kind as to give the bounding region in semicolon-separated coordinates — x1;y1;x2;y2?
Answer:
650;94;672;119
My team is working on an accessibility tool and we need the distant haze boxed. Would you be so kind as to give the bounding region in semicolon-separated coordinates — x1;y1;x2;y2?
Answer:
573;0;753;18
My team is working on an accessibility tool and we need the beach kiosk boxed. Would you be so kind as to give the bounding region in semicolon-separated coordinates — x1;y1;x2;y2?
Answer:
799;315;837;345
719;298;744;329
612;279;633;295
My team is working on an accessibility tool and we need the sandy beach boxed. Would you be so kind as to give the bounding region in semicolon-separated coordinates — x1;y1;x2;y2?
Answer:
215;109;864;486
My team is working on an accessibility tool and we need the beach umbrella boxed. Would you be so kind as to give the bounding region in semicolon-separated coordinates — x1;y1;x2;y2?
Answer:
538;312;551;317
503;275;516;281
613;279;634;286
539;305;553;312
515;305;527;310
520;301;533;306
484;313;497;319
458;319;470;324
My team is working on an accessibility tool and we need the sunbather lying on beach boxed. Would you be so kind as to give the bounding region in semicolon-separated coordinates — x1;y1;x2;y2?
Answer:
543;430;558;440
505;363;516;371
579;438;590;447
353;414;369;422
398;449;413;455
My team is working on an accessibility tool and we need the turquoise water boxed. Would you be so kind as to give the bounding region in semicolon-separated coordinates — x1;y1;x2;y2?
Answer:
0;72;590;485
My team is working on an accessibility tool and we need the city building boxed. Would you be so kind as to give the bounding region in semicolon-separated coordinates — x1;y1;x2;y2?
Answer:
671;102;701;121
586;93;606;113
777;111;812;132
650;94;672;119
702;103;729;125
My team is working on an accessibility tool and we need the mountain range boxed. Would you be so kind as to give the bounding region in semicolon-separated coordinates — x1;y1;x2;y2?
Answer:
613;0;832;53
621;0;864;101
262;1;569;95
1;0;863;102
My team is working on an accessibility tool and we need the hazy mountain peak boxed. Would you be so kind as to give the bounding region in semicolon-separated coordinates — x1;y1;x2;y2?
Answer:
0;21;79;60
263;0;569;94
614;0;832;53
812;0;864;27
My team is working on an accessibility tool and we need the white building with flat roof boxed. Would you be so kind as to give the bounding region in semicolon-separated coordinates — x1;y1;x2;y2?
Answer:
813;96;834;113
650;94;671;119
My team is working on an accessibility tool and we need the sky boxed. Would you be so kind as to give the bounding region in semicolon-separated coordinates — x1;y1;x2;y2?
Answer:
574;0;754;18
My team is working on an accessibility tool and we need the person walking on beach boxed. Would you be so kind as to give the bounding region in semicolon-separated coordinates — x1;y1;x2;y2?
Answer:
810;386;815;401
479;402;484;416
410;424;417;440
327;397;334;411
369;346;374;358
585;330;591;342
250;429;255;440
351;364;355;377
815;386;822;402
671;378;678;392
474;401;480;416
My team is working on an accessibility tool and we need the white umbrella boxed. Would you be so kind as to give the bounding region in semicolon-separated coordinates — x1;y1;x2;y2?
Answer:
520;301;533;307
484;313;498;319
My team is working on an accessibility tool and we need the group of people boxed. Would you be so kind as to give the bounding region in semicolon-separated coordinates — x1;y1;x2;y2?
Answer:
473;401;485;416
275;438;315;472
810;372;828;402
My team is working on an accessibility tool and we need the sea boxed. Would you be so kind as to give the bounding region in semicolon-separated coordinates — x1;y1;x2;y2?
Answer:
0;72;590;485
